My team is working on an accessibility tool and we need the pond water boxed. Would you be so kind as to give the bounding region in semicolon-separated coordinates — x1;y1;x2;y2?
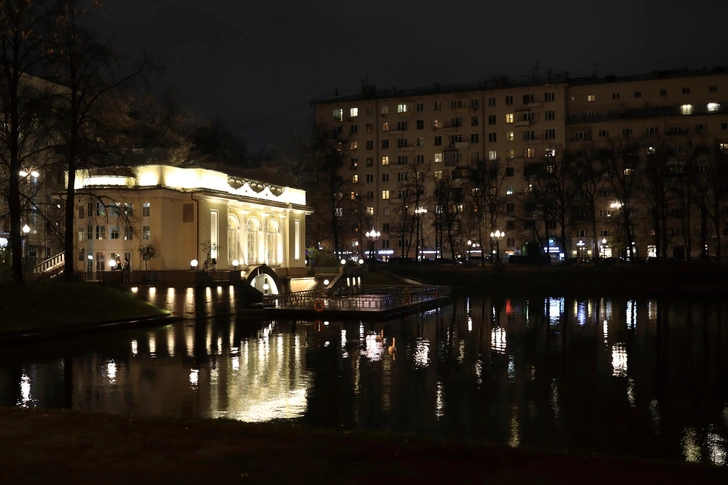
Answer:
1;293;726;465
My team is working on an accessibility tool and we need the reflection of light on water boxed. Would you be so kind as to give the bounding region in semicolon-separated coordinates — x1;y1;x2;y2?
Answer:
167;329;175;357
626;300;636;329
547;297;564;325
224;389;308;423
217;337;223;355
467;316;472;333
611;343;627;377
105;361;117;384
210;367;218;383
508;355;515;382
232;355;240;371
708;429;727;465
359;322;364;340
341;330;348;359
491;327;506;354
363;332;384;362
435;381;444;419
17;374;33;408
576;301;587;326
648;299;658;321
509;410;520;448
131;340;138;356
414;338;430;368
682;426;700;462
185;325;194;357
602;320;608;345
149;335;156;357
551;379;560;419
458;340;465;364
650;399;661;434
475;360;483;386
189;369;199;389
627;378;635;408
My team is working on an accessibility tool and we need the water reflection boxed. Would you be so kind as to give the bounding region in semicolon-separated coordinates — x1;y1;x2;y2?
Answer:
0;295;727;466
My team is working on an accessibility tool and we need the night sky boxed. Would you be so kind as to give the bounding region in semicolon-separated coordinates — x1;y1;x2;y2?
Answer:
92;0;728;152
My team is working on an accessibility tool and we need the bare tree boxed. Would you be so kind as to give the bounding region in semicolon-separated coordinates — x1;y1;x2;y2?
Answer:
574;146;608;258
465;157;509;266
0;0;57;283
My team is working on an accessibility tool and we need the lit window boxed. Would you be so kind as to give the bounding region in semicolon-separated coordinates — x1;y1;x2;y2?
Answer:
434;153;442;163
506;149;515;159
680;104;692;115
434;171;443;180
350;107;358;117
506;131;514;141
397;103;407;113
333;109;343;121
381;106;389;115
488;150;497;160
142;226;150;240
110;226;120;240
524;148;535;158
142;202;151;217
382;190;390;200
506;186;514;195
382;122;389;132
708;103;721;112
350;141;358;150
720;143;728;153
505;113;514;124
587;94;596;102
366;207;374;215
381;156;389;166
352;175;358;183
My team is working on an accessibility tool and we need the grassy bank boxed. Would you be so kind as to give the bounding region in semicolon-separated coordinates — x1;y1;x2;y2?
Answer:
1;408;725;484
0;282;167;334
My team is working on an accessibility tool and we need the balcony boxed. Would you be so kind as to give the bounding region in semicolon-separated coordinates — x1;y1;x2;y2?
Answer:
570;135;593;142
515;120;531;127
453;106;469;114
454;141;470;149
526;138;543;145
527;102;543;109
399;146;415;152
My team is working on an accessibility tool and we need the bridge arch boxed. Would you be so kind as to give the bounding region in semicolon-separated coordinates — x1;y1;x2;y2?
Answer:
245;264;282;295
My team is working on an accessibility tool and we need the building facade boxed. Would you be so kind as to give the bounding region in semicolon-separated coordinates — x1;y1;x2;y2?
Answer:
72;164;312;284
314;67;728;261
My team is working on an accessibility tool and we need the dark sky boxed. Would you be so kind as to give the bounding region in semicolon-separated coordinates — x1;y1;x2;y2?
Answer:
92;0;728;152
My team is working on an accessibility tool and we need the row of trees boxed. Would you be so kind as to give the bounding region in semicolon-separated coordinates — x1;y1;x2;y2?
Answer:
0;0;250;284
296;123;728;263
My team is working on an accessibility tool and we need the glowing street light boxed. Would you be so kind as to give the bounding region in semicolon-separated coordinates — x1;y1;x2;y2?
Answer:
365;228;381;271
490;229;504;264
190;259;199;270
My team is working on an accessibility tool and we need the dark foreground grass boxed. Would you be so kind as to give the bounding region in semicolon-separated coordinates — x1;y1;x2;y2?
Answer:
0;282;166;334
1;408;726;485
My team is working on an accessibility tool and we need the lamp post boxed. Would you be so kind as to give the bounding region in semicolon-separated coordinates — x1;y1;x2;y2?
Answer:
414;207;427;261
191;259;199;271
22;224;30;274
490;229;504;265
467;239;472;262
87;253;93;278
601;238;607;258
365;228;380;271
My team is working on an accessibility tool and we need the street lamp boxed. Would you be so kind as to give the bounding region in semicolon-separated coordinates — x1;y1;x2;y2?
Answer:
601;238;607;258
87;253;93;277
414;207;427;261
490;229;504;264
232;259;239;270
365;227;380;271
191;259;198;270
22;224;30;273
467;239;472;261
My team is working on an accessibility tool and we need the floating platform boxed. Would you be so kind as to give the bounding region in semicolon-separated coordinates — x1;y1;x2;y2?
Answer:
256;285;452;320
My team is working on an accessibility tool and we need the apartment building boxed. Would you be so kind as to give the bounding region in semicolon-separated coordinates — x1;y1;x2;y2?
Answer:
314;67;728;261
313;78;568;260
